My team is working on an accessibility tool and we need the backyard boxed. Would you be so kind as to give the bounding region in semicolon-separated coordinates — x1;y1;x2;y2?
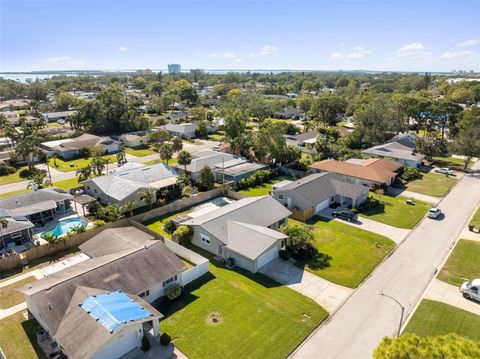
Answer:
146;208;193;238
406;172;457;197
357;193;430;229
403;299;480;341
437;239;480;286
158;254;328;359
0;311;47;359
239;176;292;197
48;154;117;172
0;276;36;309
290;217;395;288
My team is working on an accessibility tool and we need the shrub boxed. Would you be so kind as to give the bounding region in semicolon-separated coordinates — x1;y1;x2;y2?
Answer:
289;243;318;261
174;225;192;245
165;283;182;300
0;163;16;176
141;335;151;352
399;166;423;182
96;205;122;222
357;197;381;212
163;219;175;234
279;249;292;260
93;219;106;227
160;333;172;346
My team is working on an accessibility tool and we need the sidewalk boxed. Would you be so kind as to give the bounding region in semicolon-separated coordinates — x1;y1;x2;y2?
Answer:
424;278;480;316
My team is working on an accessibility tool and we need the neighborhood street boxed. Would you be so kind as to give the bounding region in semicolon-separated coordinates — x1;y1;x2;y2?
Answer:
292;161;480;359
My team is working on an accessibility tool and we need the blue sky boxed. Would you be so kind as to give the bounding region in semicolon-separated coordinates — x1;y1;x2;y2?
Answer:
1;0;479;72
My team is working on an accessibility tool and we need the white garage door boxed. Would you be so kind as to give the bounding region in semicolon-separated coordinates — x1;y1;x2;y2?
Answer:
256;246;279;270
315;198;330;213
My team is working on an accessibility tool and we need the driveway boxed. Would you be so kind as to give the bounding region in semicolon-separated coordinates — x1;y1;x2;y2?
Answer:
259;258;353;313
318;208;410;244
387;187;440;205
291;160;480;359
425;278;480;315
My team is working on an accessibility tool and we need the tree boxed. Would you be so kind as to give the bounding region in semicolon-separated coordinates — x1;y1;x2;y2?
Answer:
141;189;156;209
254;124;288;164
177;150;192;171
451;107;480;169
171;136;183;153
0;216;8;250
196;165;215;190
416;136;447;161
374;334;480;359
281;223;315;249
96;205;122;222
181;185;196;198
90;155;107;176
158;143;174;164
311;93;347;128
121;200;136;217
15;132;44;172
76;166;92;182
54;91;78;111
173;225;193;245
148;130;171;145
116;149;127;165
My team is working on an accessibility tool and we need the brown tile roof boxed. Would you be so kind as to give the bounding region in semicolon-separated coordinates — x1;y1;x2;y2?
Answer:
309;158;402;183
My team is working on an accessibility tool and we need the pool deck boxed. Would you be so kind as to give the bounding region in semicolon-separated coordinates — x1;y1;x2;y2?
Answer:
34;211;91;240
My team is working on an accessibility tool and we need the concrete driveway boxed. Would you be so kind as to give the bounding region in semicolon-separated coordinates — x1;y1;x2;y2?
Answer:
318;208;410;244
425;278;480;315
259;258;353;313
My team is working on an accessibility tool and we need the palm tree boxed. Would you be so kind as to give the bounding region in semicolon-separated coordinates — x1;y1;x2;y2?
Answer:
172;136;183;153
76;166;92;182
141;190;155;209
177;150;192;171
116;149;127;165
158;143;173;164
121;200;136;217
0;216;8;250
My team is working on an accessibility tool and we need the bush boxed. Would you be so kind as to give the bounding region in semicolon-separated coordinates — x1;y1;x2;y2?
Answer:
173;225;192;245
399;166;423;182
165;283;182;300
163;219;175;234
141;335;151;352
160;333;172;346
93;219;106;227
289;243;318;261
0;163;16;176
279;249;292;260
96;204;122;222
357;197;381;212
237;169;275;190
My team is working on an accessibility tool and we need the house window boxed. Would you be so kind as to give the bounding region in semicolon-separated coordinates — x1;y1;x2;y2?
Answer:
162;275;177;287
94;189;97;194
278;194;284;200
200;233;211;244
139;289;150;298
86;186;90;190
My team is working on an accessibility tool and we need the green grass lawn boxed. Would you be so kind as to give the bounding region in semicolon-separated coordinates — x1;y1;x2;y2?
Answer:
0;311;47;359
291;217;395;288
404;299;480;341
357;193;430;229
0;177;82;198
438;239;480;286
0;188;29;198
159;255;328;359
433;156;474;169
123;145;157;157
146;208;193;238
239;176;292;197
469;207;480;229
208;133;225;141
0;276;36;309
0;166;29;185
143;157;178;166
406;172;457;197
48;154;117;172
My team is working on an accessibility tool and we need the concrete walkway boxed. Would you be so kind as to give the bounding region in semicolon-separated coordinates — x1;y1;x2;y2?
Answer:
259;258;353;313
425;278;480;316
387;187;441;205
318;208;411;244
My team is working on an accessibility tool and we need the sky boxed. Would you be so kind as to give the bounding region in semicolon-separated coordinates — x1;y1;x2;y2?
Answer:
1;0;479;72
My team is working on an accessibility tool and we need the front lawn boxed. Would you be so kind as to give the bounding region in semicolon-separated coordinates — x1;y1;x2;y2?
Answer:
438;239;480;287
433;155;474;170
48;154;117;172
0;177;82;198
291;217;395;288
123;145;157;157
0;311;47;359
357;193;430;229
403;299;480;341
0;188;29;198
159;256;328;359
0;276;36;309
406;172;457;197
469;207;480;229
239;176;292;197
143;157;178;166
0;166;29;185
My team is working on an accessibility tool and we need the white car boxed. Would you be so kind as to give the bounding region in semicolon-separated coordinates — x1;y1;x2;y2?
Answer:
427;207;442;219
435;167;454;176
460;279;480;301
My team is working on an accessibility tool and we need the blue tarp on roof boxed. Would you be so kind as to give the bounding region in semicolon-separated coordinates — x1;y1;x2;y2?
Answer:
80;291;152;332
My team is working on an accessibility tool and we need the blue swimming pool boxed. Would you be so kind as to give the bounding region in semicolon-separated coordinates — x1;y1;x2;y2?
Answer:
41;217;87;238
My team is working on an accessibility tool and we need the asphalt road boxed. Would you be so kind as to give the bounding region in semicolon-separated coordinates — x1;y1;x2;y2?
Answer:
292;161;480;359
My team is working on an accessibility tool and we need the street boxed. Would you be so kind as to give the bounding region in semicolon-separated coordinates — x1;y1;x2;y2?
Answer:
292;161;480;359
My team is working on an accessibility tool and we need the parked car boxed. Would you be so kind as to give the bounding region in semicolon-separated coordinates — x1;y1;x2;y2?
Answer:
460;279;480;301
427;207;442;219
435;167;455;176
332;210;358;222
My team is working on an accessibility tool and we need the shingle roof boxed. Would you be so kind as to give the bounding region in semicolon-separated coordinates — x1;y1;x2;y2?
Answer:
309;158;402;183
285;131;318;142
363;141;424;162
0;188;73;217
0;216;34;235
179;150;241;173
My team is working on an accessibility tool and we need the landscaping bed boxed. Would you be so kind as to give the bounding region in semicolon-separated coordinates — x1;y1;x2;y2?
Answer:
158;254;328;359
406;172;457;197
437;239;480;287
403;299;480;341
356;193;429;229
290;217;395;288
0;276;36;309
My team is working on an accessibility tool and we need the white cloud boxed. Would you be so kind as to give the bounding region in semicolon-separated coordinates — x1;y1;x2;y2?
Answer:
260;45;278;55
118;46;128;52
330;46;371;59
41;56;86;69
396;42;425;55
456;39;480;48
438;50;475;60
209;52;237;59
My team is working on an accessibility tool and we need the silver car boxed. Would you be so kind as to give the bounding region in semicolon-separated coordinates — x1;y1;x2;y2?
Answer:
460;279;480;301
427;207;442;219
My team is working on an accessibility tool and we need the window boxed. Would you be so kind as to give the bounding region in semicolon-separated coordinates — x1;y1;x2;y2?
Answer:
162;275;177;287
94;189;97;194
278;194;284;200
139;289;150;298
86;186;90;190
200;233;211;244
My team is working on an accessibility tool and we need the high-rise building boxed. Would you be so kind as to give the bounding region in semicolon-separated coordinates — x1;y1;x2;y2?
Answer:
168;64;181;74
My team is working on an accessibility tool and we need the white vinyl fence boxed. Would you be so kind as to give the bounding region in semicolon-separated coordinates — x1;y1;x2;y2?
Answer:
163;240;209;286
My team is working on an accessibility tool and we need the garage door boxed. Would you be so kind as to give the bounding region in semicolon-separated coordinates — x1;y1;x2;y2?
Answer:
315;198;330;213
256;246;279;270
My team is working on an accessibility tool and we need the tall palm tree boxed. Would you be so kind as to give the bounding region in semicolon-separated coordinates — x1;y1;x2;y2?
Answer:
76;166;92;182
177;150;192;171
158;143;173;165
121;200;136;217
141;190;155;209
0;216;8;250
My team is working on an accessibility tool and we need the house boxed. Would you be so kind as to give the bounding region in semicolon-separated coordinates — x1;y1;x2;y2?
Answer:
42;110;77;123
272;173;369;221
175;149;267;184
285;131;318;154
0;211;34;253
82;163;178;209
363;134;424;167
18;226;187;359
309;158;403;187
0;188;73;226
183;196;291;272
2;110;21;125
274;108;305;120
162;111;188;123
41;134;121;159
162;123;197;139
0;99;30;111
119;131;149;148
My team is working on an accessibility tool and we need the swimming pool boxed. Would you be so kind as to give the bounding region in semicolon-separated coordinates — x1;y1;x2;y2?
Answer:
41;217;88;238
